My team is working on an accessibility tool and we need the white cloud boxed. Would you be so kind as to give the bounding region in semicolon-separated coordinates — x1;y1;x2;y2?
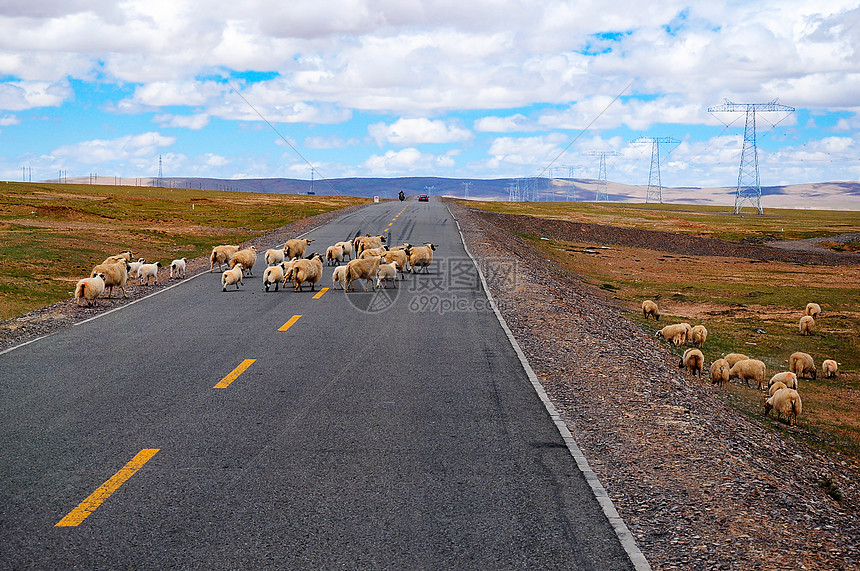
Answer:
363;147;446;175
0;81;70;111
368;117;471;146
52;132;176;163
474;114;533;133
155;113;211;130
303;135;360;149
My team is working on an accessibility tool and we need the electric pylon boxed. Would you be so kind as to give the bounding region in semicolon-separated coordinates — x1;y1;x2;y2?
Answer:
583;151;621;201
708;99;795;214
630;136;680;203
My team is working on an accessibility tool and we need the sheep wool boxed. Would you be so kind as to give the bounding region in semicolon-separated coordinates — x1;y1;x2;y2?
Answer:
769;371;798;390
690;325;708;348
822;359;838;378
90;260;131;299
710;358;730;387
169;258;187;279
679;348;704;377
265;248;286;267
376;261;398;289
768;381;788;397
765;387;802;426
74;273;106;306
229;246;258;276
656;323;688;347
284;238;314;260
222;264;244;291
210;245;240;272
263;262;287;292
729;359;767;390
799;315;814;336
805;302;821;319
723;353;749;368
789;352;816;380
642;300;660;320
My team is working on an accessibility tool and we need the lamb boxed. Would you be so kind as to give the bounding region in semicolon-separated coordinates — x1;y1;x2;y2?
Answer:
101;251;134;265
642;300;660;320
210;245;240;272
408;243;437;273
822;359;838;378
805;302;821;319
90;260;130;298
710;358;730;387
656;323;688;346
335;241;354;261
382;248;410;279
286;253;323;292
344;256;382;292
169;257;187;279
679;348;704;377
332;265;347;290
74;273;105;306
222;264;244;291
128;258;146;279
690;325;708;348
284;238;314;260
768;381;788;397
769;371;798;390
764;387;802;426
138;261;162;285
326;245;344;266
263;262;287;292
265;248;287;267
789;351;816;379
229;246;258;276
724;353;749;368
729;358;767;390
376;261;398;289
799;315;814;335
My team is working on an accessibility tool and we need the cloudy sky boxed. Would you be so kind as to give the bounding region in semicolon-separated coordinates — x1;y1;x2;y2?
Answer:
1;0;859;192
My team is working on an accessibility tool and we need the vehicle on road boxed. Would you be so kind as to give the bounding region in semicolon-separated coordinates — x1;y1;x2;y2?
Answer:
418;194;429;202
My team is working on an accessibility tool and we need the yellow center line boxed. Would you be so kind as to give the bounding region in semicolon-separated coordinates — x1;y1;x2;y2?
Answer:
313;287;329;299
214;358;256;389
278;314;302;332
55;448;160;527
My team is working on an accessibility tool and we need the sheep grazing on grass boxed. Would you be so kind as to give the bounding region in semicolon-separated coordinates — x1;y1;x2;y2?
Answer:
169;258;187;279
344;256;382;292
729;358;767;390
326;245;344;266
769;371;798;390
263;262;287;292
376;261;398;289
408;243;437;273
679;348;704;377
382;248;411;279
656;323;688;346
335;241;354;261
127;258;146;279
642;300;660;320
222;264;244;291
805;302;821;319
790;351;817;380
799;315;815;336
286;253;323;292
822;359;838;379
229;246;258;276
710;358;730;387
74;273;105;306
138;261;162;285
768;381;788;397
765;387;802;426
101;251;134;265
210;245;240;272
284;238;314;260
90;260;131;299
332;265;347;290
690;325;708;348
265;248;286;267
724;353;749;368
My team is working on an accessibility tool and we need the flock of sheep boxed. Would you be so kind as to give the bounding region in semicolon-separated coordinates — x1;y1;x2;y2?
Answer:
73;252;187;306
208;234;439;293
645;300;839;427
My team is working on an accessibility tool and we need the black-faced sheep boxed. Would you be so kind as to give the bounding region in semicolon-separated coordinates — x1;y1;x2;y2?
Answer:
284;238;314;260
169;258;187;279
690;325;708;348
210;245;240;272
642;300;660;320
263;262;287;292
799;315;814;336
765;387;802;426
805;302;821;319
128;258;146;279
138;261;162;285
90;260;131;299
287;253;323;291
679;348;704;377
790;352;816;379
822;359;838;378
222;264;244;291
408;243;437;273
74;273;105;306
729;358;767;390
710;358;730;387
229;246;257;276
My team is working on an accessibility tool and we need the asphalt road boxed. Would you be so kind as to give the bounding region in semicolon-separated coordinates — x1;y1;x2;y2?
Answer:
0;198;636;570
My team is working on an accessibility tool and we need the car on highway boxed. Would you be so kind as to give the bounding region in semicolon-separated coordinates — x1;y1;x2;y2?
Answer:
418;194;429;202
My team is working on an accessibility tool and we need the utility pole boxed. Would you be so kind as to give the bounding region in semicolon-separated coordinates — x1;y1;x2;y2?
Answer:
461;181;472;199
630;136;681;203
583;151;621;201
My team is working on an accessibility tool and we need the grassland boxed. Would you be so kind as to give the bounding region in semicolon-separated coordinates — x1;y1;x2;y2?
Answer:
0;182;366;320
463;200;860;465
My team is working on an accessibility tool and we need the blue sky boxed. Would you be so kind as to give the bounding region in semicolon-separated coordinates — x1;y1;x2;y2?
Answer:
1;1;859;198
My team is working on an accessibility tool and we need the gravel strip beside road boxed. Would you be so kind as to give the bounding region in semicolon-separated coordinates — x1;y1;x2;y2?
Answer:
449;201;859;571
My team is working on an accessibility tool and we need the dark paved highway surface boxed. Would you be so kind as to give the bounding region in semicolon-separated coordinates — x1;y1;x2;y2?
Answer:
0;199;636;569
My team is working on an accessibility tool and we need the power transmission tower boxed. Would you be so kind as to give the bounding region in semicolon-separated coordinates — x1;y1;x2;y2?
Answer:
583;151;621;201
630;136;681;203
461;181;472;199
157;154;163;188
560;164;584;200
708;99;795;214
423;185;436;196
507;181;518;201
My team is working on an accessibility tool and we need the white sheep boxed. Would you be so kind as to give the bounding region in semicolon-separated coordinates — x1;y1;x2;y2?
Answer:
723;353;749;368
210;245;240;272
408;243;437;273
335;241;354;261
764;387;802;426
222;263;244;291
679;348;704;377
355;234;386;256
344;256;382;292
169;257;187;279
656;323;688;346
263;262;287;292
642;300;660;320
332;265;347;289
101;251;134;265
74;273;105;306
768;371;798;390
376;261;398;289
789;351;816;380
799;315;814;336
128;258;146;279
265;248;287;267
381;248;410;279
768;381;788;397
90;260;130;299
229;246;258;276
138;261;162;286
690;325;708;348
729;358;767;390
710;358;730;387
326;245;344;266
805;302;821;319
284;238;314;260
822;359;838;379
286;253;323;291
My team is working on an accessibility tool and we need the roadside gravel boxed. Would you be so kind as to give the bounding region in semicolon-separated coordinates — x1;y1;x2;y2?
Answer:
449;201;859;571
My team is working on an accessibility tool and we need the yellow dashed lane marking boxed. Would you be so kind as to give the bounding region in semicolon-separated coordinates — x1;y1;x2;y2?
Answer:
313;288;329;299
278;314;302;332
215;358;256;389
55;448;160;527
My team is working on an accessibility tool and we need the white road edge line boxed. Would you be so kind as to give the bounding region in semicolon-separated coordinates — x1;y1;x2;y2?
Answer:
0;225;322;357
449;206;651;571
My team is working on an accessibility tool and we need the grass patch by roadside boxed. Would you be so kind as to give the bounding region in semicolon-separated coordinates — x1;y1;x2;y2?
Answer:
0;182;367;320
